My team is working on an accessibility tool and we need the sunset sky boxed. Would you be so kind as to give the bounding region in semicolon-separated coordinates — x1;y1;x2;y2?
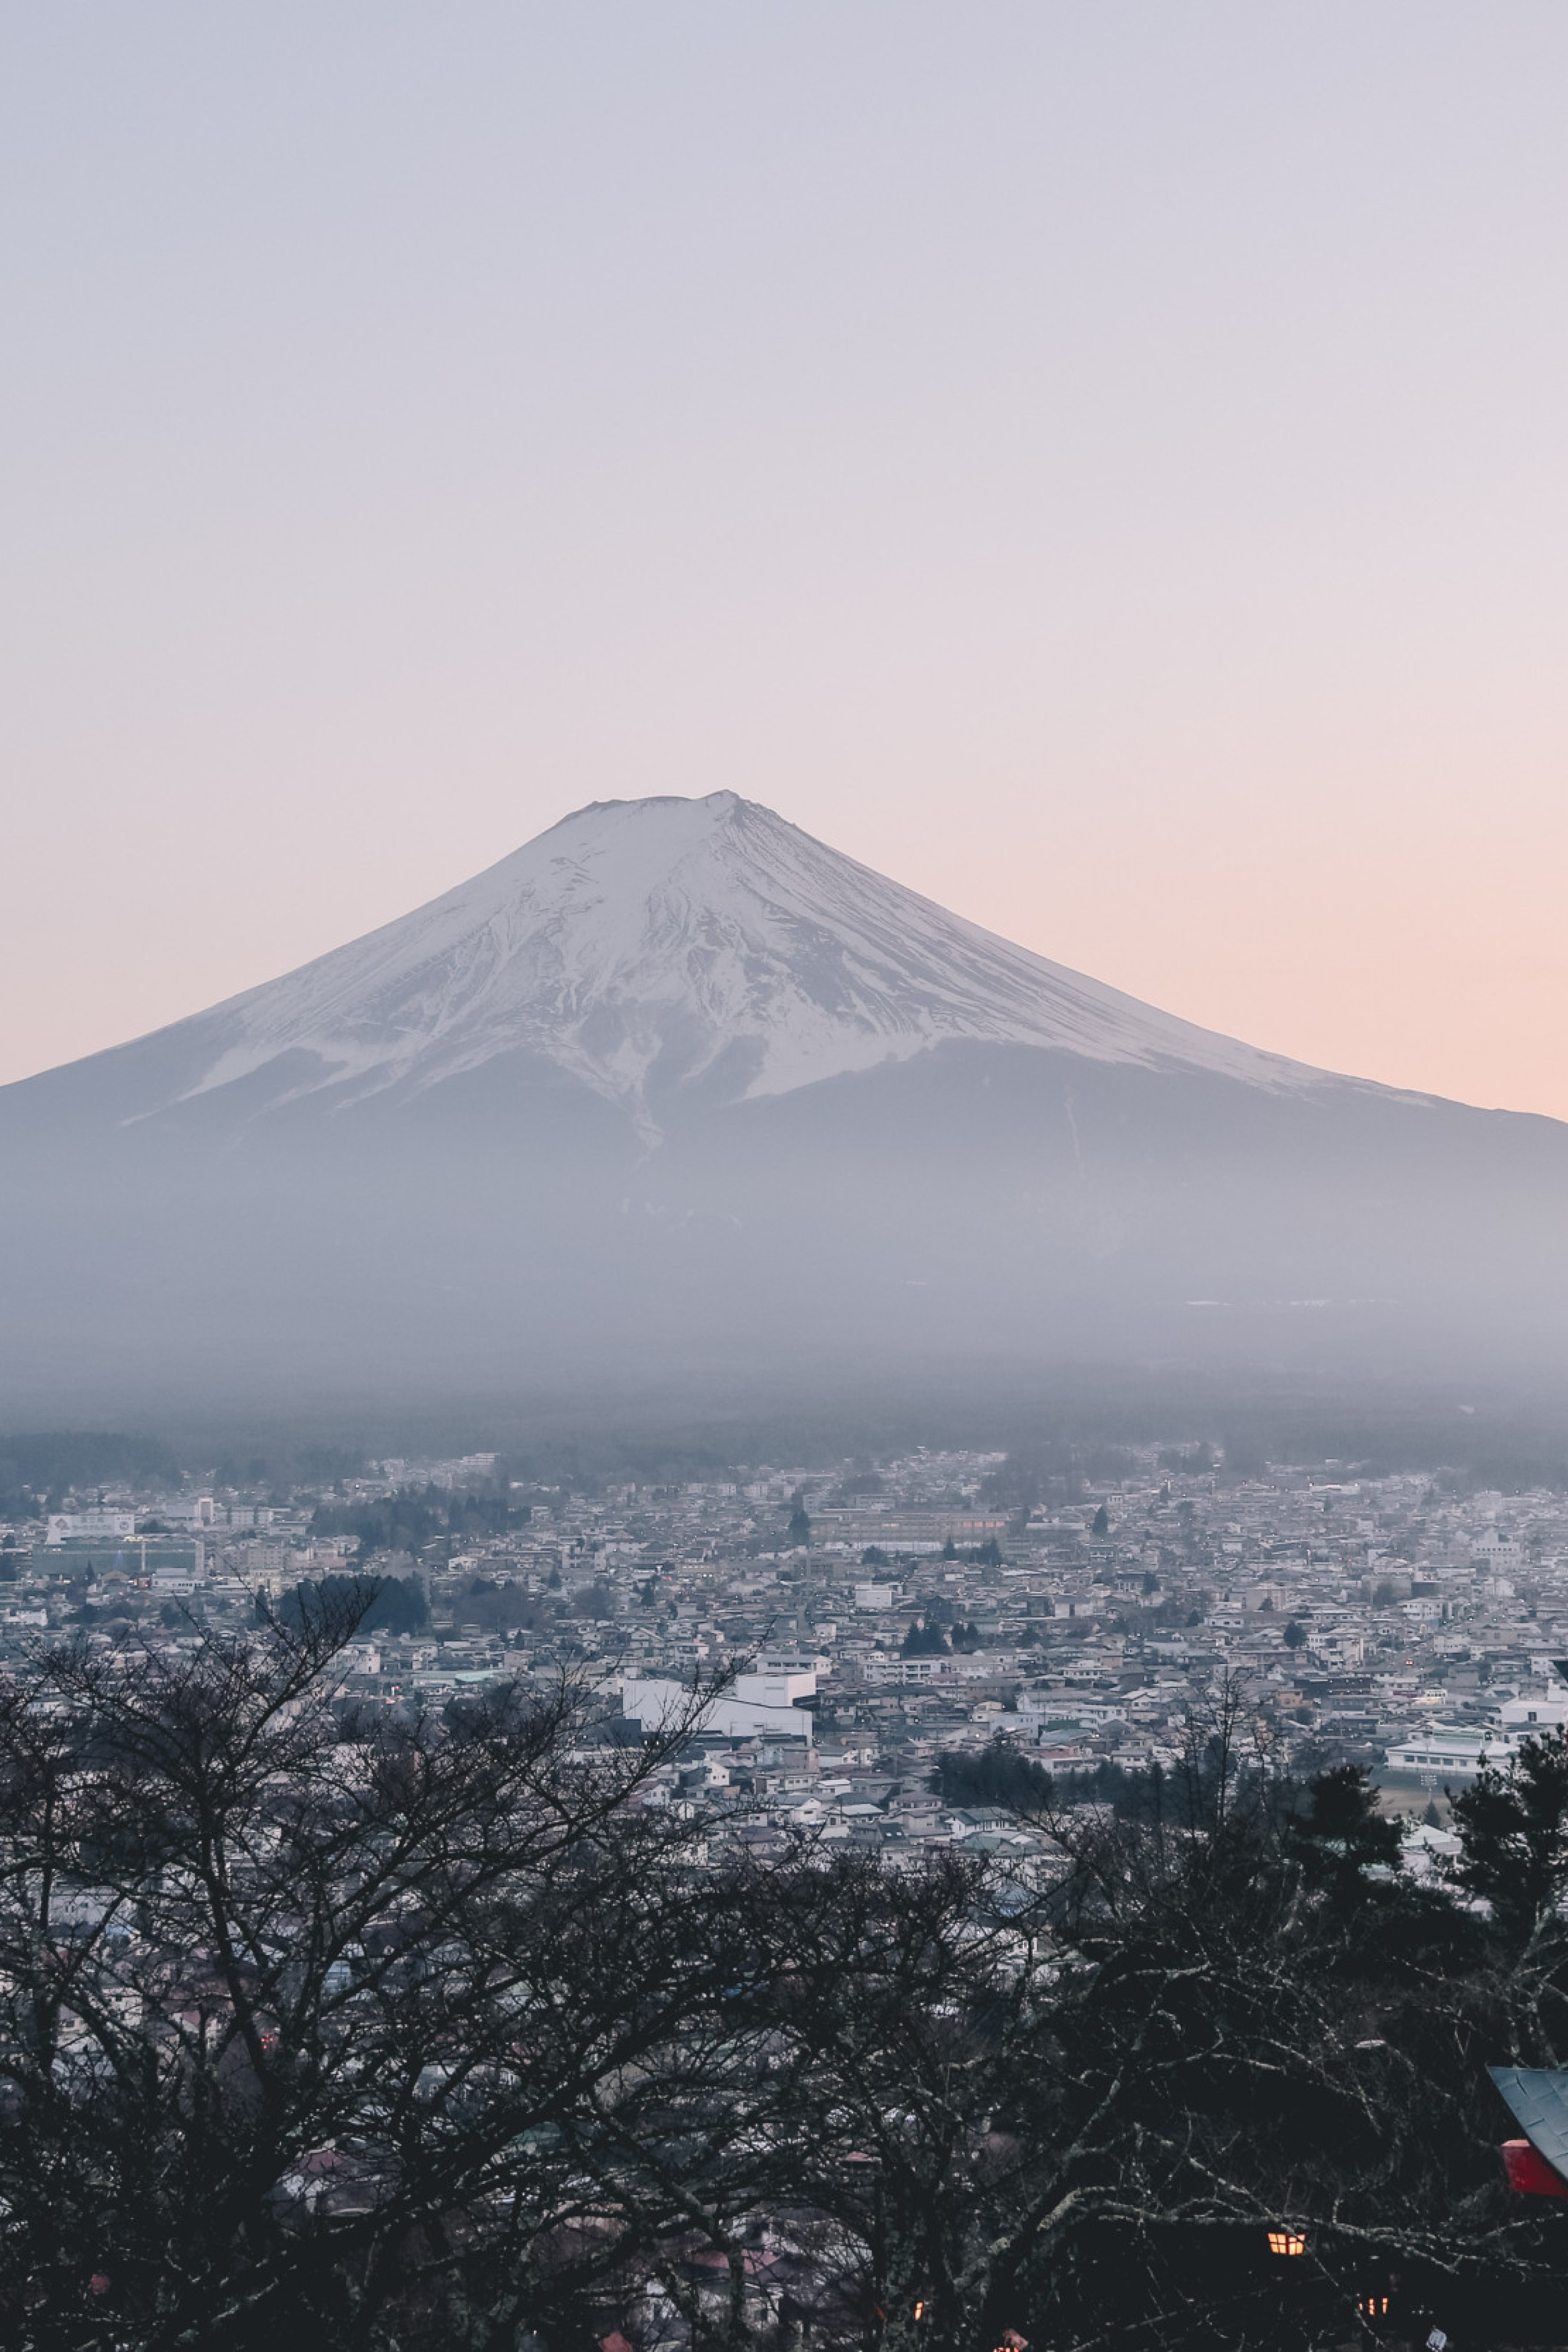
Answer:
5;4;1567;1115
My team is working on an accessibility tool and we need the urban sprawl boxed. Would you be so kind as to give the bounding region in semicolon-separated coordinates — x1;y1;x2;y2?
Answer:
15;1441;1568;1858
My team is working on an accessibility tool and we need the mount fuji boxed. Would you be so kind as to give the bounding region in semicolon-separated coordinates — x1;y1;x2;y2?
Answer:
4;791;1567;1415
59;792;1321;1128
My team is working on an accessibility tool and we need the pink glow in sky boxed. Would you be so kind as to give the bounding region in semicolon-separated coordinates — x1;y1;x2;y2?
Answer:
4;6;1568;1115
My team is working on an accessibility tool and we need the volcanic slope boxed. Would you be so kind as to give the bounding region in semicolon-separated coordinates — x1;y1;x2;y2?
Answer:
54;791;1322;1126
2;792;1565;1412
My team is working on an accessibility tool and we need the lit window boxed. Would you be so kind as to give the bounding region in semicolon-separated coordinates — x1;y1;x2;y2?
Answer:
1266;2230;1307;2257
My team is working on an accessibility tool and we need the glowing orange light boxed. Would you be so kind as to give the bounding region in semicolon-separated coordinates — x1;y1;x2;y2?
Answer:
1266;2230;1307;2257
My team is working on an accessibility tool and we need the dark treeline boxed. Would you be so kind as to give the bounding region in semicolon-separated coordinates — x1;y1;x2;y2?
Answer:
0;1432;183;1521
309;1484;533;1561
18;1370;1568;1524
93;1354;1568;1496
7;1612;1568;2349
976;1408;1568;1503
932;1741;1060;1812
933;1734;1385;1826
271;1572;432;1638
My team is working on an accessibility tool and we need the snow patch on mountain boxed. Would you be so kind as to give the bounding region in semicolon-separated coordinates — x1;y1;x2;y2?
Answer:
167;792;1330;1128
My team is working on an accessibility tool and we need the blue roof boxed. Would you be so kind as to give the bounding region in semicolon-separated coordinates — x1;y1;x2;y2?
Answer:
1489;2067;1568;2177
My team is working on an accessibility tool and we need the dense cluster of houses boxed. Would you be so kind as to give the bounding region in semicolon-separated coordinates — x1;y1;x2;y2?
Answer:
9;1437;1568;1854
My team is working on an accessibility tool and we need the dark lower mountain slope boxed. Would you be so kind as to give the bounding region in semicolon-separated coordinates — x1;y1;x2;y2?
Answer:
3;1027;1567;1418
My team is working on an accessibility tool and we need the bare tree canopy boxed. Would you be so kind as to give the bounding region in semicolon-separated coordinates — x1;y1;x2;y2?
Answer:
1;1630;1567;2351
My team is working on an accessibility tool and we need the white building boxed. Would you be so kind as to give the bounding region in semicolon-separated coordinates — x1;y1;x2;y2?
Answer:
620;1669;816;1745
164;1496;216;1528
46;1508;135;1544
1499;1691;1568;1735
152;1539;206;1593
1384;1724;1523;1781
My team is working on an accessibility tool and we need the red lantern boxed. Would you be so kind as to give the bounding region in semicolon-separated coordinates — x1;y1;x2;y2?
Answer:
1501;2138;1568;2199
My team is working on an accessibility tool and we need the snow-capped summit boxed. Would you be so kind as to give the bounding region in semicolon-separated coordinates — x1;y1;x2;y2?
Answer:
165;791;1316;1129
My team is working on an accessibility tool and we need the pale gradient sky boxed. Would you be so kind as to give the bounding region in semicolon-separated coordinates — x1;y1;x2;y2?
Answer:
5;5;1568;1114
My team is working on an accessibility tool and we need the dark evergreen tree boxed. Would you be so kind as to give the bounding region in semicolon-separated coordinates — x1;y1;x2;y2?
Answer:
1452;1725;1568;1943
1287;1762;1402;1904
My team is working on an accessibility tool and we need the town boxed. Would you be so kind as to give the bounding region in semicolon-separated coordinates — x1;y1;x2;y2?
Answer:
12;1434;1568;1861
9;1425;1568;2345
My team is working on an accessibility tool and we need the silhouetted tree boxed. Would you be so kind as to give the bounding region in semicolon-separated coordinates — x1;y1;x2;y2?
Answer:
2;1640;1566;2352
0;1600;718;2348
1452;1725;1568;1945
